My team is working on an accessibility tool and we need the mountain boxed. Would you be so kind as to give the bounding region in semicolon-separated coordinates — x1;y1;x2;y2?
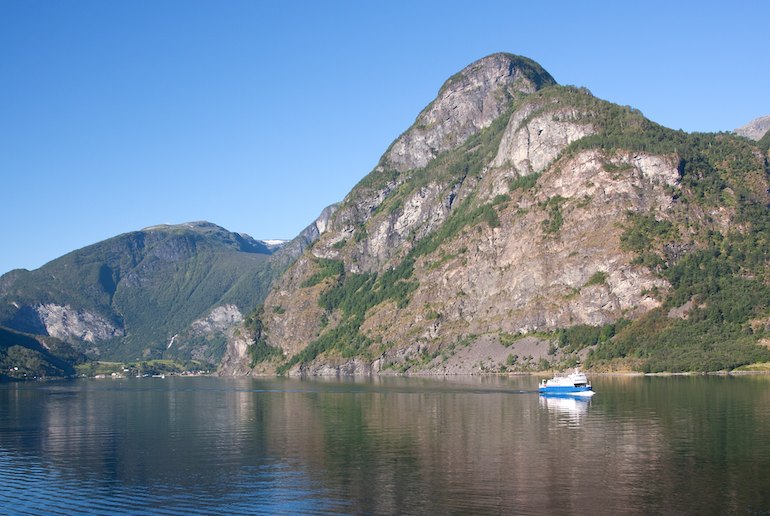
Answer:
0;325;85;380
735;115;770;141
221;53;770;375
0;217;329;365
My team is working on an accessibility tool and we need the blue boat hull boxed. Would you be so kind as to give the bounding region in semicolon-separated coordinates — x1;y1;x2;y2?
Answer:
538;385;595;397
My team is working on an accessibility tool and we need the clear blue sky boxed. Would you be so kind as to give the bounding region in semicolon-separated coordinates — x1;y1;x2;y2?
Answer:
1;0;768;274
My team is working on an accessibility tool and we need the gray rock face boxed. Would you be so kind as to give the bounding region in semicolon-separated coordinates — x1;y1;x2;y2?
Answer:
35;304;124;345
383;53;556;172
169;304;245;364
364;184;450;264
316;182;456;272
296;204;337;244
217;331;252;376
291;357;376;376
273;204;339;263
351;149;677;366
189;304;243;336
492;106;595;176
735;115;770;141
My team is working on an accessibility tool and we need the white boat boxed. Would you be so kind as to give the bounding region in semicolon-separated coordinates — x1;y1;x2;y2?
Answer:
538;369;595;397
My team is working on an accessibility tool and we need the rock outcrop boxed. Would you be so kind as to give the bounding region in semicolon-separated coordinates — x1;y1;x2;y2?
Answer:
384;53;555;172
189;304;244;335
735;114;770;141
35;303;124;348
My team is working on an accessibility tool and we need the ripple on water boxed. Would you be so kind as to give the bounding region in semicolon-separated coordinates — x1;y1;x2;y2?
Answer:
2;376;770;514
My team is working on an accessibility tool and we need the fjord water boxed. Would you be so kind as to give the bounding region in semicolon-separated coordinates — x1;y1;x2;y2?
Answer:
2;376;770;515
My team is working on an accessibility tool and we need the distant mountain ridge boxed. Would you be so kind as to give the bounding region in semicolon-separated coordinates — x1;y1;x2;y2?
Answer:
0;214;332;365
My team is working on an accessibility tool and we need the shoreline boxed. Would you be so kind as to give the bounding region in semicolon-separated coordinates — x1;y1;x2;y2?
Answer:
7;368;770;383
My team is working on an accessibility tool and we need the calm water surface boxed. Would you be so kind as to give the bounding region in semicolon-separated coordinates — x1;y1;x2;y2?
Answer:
2;375;770;515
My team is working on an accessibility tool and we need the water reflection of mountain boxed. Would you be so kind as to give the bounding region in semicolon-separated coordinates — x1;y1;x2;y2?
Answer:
2;376;770;514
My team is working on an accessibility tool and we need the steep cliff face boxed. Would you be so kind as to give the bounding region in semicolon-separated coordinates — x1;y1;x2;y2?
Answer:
321;54;556;272
222;54;770;375
372;150;676;339
384;53;555;173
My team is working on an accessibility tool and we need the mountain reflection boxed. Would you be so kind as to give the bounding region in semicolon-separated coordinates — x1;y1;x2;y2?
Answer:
1;375;770;514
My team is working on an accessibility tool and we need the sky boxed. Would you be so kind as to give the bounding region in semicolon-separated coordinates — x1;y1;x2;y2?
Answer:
1;0;768;275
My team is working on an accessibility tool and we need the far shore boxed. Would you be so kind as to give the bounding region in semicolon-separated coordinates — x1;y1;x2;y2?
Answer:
231;368;770;379
7;367;770;383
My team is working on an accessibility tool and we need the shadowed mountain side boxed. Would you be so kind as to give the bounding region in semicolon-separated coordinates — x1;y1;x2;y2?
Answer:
0;325;86;380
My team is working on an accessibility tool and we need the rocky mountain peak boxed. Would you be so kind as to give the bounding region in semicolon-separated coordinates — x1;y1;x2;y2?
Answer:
735;114;770;141
382;53;556;172
219;52;770;378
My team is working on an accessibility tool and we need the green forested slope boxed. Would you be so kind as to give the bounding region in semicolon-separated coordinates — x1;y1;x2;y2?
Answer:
0;326;85;380
0;222;279;362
